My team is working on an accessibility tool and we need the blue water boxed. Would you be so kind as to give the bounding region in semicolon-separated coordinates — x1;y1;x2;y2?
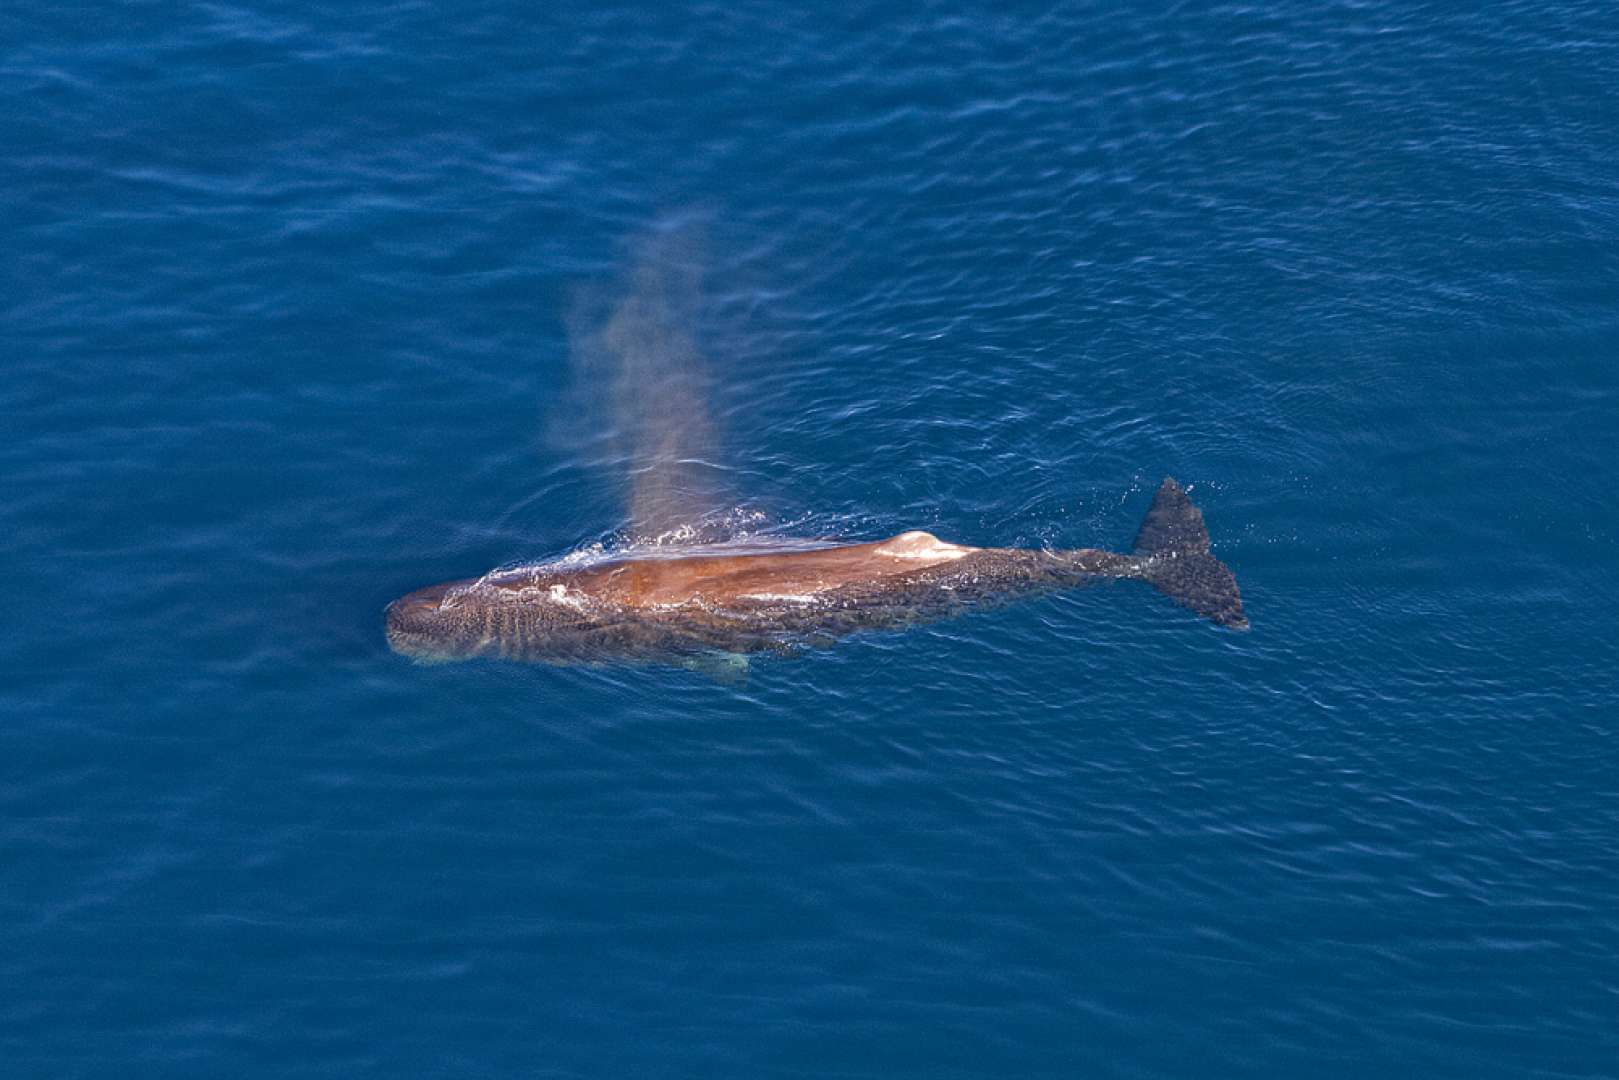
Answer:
6;2;1619;1075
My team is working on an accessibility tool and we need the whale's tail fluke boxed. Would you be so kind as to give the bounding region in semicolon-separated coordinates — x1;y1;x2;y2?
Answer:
1132;478;1248;629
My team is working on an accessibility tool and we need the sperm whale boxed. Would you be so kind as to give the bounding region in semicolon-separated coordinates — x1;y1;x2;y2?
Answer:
385;478;1246;666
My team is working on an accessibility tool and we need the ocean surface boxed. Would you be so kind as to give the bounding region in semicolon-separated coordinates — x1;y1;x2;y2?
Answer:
5;2;1619;1076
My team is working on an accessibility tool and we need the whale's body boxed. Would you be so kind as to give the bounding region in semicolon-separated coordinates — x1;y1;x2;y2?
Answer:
386;478;1246;666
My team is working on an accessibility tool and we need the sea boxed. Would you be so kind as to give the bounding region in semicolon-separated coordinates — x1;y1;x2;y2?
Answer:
4;2;1618;1076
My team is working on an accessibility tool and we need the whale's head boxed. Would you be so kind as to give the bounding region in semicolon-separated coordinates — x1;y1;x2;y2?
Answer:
386;571;605;663
385;579;488;663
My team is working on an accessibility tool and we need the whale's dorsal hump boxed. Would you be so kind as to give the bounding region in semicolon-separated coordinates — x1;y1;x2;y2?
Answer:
874;530;972;561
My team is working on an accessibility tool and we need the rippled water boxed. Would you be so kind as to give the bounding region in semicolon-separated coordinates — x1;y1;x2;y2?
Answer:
5;2;1618;1076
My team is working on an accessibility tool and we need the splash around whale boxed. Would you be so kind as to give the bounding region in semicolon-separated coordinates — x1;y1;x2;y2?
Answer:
385;478;1247;668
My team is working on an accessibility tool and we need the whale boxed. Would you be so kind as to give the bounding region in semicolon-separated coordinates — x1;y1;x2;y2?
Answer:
385;478;1246;666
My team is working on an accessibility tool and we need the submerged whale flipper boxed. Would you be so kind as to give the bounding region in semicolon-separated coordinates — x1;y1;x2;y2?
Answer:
1133;478;1248;630
681;651;752;684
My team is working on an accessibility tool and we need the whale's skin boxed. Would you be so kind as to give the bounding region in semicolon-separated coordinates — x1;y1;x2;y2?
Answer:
385;478;1247;666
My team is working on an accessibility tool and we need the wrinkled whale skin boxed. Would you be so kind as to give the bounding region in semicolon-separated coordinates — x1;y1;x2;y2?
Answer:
386;478;1246;665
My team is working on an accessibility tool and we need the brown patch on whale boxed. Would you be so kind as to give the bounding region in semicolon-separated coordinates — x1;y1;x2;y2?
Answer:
502;532;981;610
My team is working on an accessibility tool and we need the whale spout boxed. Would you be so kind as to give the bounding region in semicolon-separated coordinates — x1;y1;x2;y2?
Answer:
1132;478;1248;630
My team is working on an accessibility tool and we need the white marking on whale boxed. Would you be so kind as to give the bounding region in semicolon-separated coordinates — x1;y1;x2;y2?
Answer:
872;531;971;561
